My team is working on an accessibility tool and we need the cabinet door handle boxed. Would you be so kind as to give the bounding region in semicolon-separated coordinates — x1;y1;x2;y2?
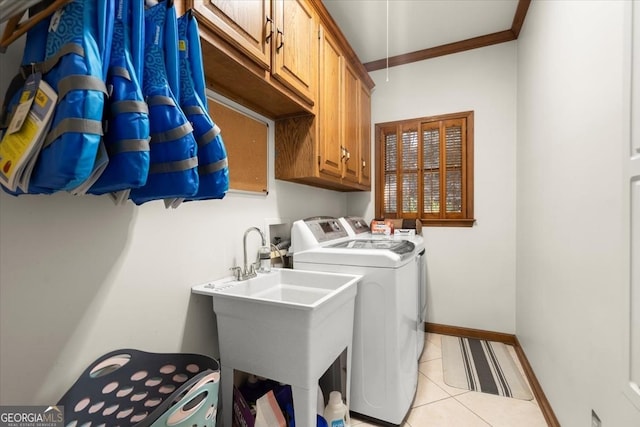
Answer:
276;28;284;52
362;159;366;169
341;146;347;160
346;150;351;160
265;16;273;43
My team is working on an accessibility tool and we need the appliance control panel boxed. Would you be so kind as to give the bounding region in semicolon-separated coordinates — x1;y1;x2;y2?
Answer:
340;216;370;235
303;217;348;243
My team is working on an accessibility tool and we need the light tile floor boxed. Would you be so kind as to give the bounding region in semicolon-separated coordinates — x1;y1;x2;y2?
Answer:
350;333;549;427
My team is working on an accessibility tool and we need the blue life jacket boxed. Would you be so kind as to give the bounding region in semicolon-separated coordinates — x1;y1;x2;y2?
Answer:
89;0;150;195
27;0;114;192
177;11;229;200
129;0;199;205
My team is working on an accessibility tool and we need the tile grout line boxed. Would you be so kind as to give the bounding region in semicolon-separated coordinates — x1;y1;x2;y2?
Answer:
412;369;453;408
452;392;495;426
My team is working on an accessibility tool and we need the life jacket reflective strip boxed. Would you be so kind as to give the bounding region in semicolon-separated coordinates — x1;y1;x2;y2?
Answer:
200;158;229;175
27;0;113;192
129;0;198;205
89;0;151;195
177;11;229;201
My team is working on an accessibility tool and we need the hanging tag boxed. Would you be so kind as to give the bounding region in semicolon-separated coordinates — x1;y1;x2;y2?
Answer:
7;72;42;135
48;9;64;33
0;78;57;191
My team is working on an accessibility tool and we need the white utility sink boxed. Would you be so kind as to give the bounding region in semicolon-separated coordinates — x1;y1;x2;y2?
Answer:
193;268;357;309
192;268;360;427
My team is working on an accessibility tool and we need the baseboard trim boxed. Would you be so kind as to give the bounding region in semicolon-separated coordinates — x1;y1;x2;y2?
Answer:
426;322;517;346
425;322;560;427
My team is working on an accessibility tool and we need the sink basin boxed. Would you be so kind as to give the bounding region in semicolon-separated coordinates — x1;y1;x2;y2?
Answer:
192;268;358;310
192;268;361;427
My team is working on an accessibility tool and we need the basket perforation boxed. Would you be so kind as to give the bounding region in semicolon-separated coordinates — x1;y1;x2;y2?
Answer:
57;349;219;427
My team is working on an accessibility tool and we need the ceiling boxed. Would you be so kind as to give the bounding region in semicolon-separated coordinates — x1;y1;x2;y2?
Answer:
321;0;525;71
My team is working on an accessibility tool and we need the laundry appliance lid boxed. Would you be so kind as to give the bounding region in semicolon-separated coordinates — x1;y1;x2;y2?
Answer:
294;238;416;268
329;238;415;254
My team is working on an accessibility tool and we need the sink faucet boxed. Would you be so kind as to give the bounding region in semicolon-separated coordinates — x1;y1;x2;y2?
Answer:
238;226;266;280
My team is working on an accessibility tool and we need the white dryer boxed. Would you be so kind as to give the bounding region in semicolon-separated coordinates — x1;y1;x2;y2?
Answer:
292;217;420;426
339;217;427;359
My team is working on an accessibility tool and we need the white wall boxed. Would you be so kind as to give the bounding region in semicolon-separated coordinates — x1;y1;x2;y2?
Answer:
350;42;518;333
516;1;640;426
0;31;347;404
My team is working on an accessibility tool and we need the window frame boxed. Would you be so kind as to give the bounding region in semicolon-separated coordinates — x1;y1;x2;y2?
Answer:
375;111;475;227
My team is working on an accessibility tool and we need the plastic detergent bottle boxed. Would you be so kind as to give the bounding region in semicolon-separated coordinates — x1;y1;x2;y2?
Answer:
323;391;350;427
239;375;266;415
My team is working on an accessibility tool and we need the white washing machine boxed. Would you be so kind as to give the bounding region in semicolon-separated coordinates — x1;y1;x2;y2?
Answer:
292;217;420;426
338;217;427;359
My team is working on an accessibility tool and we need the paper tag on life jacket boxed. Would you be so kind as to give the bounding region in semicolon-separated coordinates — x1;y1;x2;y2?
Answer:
48;9;63;33
7;72;41;135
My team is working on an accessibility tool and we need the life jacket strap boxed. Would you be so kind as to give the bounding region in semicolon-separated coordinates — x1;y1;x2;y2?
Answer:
149;156;198;174
108;138;151;155
109;66;131;81
198;158;228;176
197;124;221;147
57;75;108;103
182;105;204;116
111;100;149;115
20;42;85;78
147;95;176;107
44;118;104;148
150;122;193;143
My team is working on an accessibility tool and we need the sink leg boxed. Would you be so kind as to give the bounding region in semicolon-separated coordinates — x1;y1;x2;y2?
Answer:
221;365;234;427
292;385;317;427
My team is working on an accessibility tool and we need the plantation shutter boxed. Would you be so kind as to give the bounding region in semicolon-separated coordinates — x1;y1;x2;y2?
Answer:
376;111;474;227
444;119;465;217
401;127;419;217
383;129;397;214
422;124;440;217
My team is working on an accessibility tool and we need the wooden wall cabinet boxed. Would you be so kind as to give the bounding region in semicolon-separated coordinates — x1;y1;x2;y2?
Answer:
342;60;360;184
183;0;374;191
186;0;317;118
359;85;372;187
275;24;373;192
271;0;317;105
190;0;271;70
317;25;343;180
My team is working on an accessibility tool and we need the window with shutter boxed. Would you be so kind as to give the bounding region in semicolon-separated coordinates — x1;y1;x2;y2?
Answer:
375;111;474;227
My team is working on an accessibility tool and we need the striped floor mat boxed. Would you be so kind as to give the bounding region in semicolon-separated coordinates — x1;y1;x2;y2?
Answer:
441;336;533;400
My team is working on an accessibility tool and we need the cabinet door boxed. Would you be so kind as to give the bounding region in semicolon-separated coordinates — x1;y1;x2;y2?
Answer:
359;84;372;187
342;61;360;183
318;26;342;178
272;0;317;105
193;0;271;70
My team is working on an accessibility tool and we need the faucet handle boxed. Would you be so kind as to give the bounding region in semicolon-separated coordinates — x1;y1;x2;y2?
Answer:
230;266;242;281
